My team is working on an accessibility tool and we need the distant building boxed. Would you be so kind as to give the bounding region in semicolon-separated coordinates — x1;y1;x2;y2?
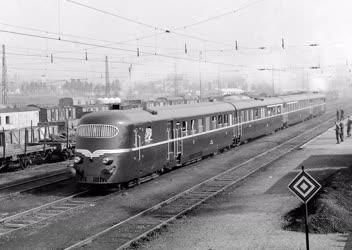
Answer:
0;107;39;130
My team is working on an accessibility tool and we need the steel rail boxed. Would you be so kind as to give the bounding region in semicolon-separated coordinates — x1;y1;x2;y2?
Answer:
0;190;88;236
64;113;336;250
0;169;72;201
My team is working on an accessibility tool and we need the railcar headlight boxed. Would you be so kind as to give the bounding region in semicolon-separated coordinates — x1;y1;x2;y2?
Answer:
102;157;113;165
74;156;82;164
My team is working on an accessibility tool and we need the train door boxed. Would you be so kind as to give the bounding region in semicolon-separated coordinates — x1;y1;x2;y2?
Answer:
133;127;143;177
167;121;174;162
282;104;288;127
174;122;183;164
234;110;242;143
238;111;243;137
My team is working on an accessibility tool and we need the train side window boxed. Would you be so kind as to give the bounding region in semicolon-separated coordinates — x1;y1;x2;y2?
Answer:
191;119;196;134
211;116;217;130
268;107;272;116
198;118;203;133
273;106;277;115
5;116;10;124
277;106;281;114
224;114;229;126
218;115;223;127
254;109;259;119
211;116;217;129
205;117;210;131
240;111;244;122
181;121;187;136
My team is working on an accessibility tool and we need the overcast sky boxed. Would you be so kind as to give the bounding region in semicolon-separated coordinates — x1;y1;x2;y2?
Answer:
0;0;351;89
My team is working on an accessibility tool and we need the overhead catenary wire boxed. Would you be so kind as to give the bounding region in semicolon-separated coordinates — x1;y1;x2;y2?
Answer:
0;29;249;68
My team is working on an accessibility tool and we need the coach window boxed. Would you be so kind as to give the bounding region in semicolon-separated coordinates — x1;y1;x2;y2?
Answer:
191;119;196;134
273;106;277;115
229;113;233;126
260;107;265;118
218;115;223;127
205;117;210;131
211;116;217;129
181;121;187;136
224;114;229;126
5;116;10;124
277;105;281;114
254;108;259;119
267;107;271;116
198;118;204;133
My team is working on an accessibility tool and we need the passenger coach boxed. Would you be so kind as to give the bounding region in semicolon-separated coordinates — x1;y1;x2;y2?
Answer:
72;93;325;185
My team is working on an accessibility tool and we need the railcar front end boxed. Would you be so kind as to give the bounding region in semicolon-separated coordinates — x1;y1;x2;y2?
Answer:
71;112;136;185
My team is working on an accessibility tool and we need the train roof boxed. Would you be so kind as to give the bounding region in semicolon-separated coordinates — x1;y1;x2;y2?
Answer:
79;102;235;126
279;93;325;102
78;93;325;126
226;97;284;110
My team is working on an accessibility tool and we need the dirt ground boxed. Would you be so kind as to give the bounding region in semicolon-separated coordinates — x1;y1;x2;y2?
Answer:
136;149;349;250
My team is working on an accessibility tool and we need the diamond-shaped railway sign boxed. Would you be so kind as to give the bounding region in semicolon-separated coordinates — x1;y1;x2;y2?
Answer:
288;168;321;203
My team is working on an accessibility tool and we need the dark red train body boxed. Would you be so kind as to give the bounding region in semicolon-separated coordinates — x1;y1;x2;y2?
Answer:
72;93;326;185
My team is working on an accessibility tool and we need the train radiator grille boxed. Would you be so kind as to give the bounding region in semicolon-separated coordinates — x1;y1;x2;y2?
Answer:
76;124;119;138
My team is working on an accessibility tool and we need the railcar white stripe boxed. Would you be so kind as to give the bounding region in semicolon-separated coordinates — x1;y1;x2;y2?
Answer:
76;103;325;158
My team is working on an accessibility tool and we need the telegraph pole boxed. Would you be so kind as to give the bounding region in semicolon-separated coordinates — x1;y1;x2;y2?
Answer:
174;61;177;96
272;66;275;96
217;65;221;95
105;56;110;97
1;44;7;104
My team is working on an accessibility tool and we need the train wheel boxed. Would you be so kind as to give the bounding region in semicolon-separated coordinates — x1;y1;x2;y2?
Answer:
19;157;29;170
0;162;8;172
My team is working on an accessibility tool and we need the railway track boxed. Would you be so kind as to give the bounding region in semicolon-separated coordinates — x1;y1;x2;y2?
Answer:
0;190;89;237
0;168;72;201
64;113;338;250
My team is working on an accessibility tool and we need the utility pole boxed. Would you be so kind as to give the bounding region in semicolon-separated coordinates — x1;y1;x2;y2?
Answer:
272;66;275;96
105;56;110;97
199;62;202;100
199;51;202;101
1;44;7;105
217;66;221;95
174;61;177;96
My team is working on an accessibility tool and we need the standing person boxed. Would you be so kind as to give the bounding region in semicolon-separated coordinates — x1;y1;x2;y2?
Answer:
335;121;340;144
337;109;340;121
340;109;345;120
340;120;344;142
347;116;352;137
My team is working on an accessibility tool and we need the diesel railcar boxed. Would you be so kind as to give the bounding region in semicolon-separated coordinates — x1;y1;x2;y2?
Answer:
72;93;326;185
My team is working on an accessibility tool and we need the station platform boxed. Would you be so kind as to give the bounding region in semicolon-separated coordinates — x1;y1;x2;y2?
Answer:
301;121;352;154
0;161;70;189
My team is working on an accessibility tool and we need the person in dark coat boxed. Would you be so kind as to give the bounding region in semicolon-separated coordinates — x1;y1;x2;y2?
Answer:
335;121;340;144
340;120;344;142
340;109;344;120
347;116;352;137
337;109;340;121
